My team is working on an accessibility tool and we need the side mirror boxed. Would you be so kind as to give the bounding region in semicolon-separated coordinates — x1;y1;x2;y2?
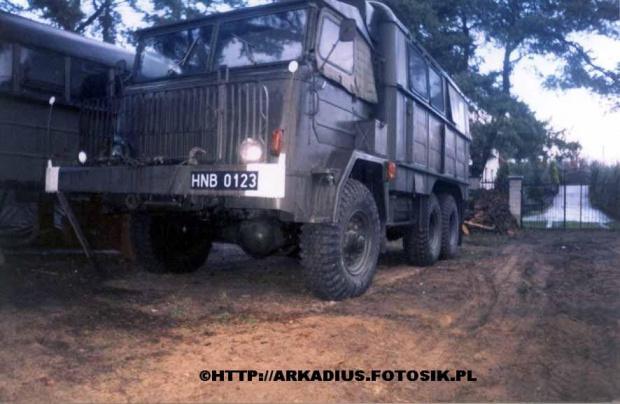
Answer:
339;18;357;42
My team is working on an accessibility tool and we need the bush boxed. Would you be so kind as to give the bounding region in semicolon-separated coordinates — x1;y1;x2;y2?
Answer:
495;162;510;193
590;163;620;220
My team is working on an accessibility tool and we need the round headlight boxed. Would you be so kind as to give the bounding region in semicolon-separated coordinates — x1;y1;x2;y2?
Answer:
240;138;264;163
78;151;88;164
111;144;124;158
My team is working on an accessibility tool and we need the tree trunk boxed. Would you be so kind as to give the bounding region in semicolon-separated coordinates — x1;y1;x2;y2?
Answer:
101;3;115;44
502;46;514;94
460;13;472;72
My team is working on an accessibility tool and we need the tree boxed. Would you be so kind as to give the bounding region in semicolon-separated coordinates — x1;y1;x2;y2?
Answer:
138;0;245;26
477;0;619;101
0;0;23;12
381;0;610;175
0;0;246;43
380;0;480;77
495;161;510;193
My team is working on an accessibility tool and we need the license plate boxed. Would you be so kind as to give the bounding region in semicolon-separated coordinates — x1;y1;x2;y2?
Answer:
190;171;259;190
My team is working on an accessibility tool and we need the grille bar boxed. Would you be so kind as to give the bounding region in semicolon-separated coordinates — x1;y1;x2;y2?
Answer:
80;82;269;164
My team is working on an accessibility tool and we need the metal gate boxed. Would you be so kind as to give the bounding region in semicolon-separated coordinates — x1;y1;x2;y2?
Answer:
522;179;619;230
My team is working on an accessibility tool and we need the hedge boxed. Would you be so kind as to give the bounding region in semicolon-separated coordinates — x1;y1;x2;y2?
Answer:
590;164;620;220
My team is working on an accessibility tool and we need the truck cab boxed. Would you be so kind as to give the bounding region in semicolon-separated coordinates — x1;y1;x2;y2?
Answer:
47;0;470;300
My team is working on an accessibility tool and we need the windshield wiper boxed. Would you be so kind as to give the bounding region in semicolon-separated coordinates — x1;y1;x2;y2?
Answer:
231;34;257;65
168;36;201;75
178;36;200;68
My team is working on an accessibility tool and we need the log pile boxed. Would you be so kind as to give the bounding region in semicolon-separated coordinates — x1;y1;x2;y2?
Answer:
465;190;520;235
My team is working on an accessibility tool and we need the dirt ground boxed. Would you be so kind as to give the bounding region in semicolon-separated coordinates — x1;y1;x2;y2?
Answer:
0;231;618;403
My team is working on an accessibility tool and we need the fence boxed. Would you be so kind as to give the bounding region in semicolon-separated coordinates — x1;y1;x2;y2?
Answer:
521;180;620;230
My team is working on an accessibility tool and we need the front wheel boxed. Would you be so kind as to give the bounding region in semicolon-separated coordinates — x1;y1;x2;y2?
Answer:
130;212;212;274
301;179;381;301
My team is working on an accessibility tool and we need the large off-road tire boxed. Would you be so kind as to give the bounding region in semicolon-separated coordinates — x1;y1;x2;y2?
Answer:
300;179;381;301
439;194;459;260
130;212;212;274
0;189;40;248
403;193;442;266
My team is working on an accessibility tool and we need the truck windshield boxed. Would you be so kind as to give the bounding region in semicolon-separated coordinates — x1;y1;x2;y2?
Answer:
137;26;213;81
213;9;307;68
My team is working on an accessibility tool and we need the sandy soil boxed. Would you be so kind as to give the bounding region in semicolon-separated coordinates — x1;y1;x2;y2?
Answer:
0;231;618;403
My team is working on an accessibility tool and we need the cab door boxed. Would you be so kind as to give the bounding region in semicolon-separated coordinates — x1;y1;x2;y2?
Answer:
311;9;377;150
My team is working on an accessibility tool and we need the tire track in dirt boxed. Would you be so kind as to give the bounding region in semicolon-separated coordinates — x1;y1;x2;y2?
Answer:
1;233;619;402
456;243;537;331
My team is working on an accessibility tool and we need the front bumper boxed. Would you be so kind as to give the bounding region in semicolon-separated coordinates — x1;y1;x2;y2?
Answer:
45;156;287;199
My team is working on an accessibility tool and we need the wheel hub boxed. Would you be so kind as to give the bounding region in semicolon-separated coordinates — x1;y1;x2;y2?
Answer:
343;211;371;276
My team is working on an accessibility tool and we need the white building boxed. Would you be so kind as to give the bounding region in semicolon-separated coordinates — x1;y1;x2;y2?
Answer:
470;149;502;190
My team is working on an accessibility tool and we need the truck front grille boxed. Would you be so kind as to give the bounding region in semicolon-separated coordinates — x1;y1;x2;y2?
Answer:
80;82;270;164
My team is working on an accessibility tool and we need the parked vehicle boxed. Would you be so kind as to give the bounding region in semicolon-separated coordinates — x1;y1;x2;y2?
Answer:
0;11;134;245
46;0;470;300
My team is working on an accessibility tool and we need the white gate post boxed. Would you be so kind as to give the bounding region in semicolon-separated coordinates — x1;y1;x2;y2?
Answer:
508;176;524;226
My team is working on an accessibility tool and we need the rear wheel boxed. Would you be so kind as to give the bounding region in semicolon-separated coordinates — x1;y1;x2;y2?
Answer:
301;179;381;301
403;193;442;266
439;194;460;259
130;212;212;274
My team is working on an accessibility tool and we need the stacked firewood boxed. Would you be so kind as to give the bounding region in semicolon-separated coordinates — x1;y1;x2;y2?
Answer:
464;190;520;235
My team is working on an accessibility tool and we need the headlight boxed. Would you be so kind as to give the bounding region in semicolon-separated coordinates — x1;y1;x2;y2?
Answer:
111;136;127;159
78;151;88;164
111;144;124;158
240;138;265;163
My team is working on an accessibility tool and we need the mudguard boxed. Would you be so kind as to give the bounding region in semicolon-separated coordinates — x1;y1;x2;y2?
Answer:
307;149;388;223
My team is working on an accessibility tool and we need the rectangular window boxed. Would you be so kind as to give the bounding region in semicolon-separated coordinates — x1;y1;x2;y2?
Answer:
448;84;467;134
138;26;213;81
408;46;428;98
0;41;12;90
20;47;65;96
215;10;307;69
429;67;444;113
71;59;108;99
318;16;354;74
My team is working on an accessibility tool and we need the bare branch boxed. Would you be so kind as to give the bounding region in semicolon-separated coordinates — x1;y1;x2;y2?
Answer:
75;0;113;33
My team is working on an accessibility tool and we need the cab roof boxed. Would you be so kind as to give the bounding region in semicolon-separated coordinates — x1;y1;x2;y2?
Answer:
0;11;134;67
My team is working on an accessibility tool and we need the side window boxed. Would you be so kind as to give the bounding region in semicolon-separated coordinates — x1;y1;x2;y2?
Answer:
0;41;12;90
408;46;428;98
429;67;445;112
318;16;354;74
71;59;108;100
20;47;65;96
448;84;468;134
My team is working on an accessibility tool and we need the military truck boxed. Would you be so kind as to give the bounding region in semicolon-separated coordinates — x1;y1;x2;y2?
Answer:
45;0;470;300
0;11;133;246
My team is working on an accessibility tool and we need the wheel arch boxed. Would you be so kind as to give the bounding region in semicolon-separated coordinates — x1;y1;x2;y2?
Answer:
432;180;466;205
347;159;388;222
306;150;389;224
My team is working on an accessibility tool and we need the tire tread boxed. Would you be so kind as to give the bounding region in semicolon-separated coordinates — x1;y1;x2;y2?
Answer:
300;180;380;300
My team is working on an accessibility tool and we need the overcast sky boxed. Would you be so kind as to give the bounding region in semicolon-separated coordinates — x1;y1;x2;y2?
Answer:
15;0;619;163
478;35;619;164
